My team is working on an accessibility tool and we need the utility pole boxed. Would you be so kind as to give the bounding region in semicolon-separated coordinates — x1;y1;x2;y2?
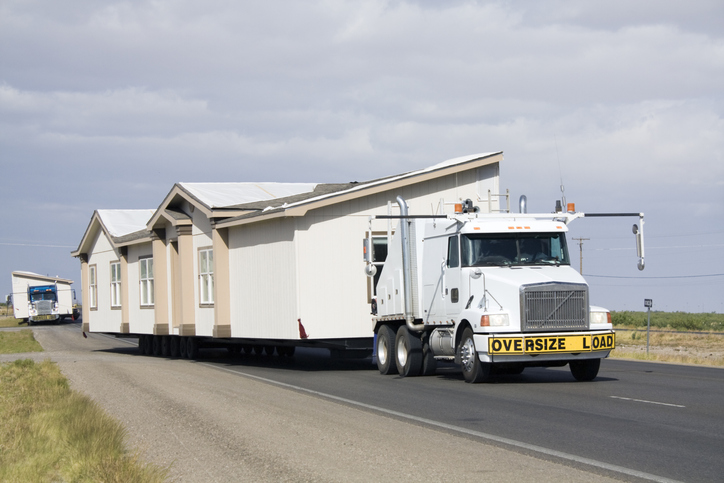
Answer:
572;237;589;274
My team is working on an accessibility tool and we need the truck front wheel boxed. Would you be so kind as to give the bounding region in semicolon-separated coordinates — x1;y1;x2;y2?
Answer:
395;326;422;377
458;328;491;383
569;358;600;381
376;325;398;375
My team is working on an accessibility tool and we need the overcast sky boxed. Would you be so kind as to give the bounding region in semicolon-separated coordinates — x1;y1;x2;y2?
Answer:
2;0;723;313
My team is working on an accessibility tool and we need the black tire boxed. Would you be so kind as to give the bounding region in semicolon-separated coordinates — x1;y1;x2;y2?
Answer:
186;337;200;359
252;345;264;356
277;346;295;357
395;326;423;377
264;346;276;356
138;335;147;355
161;336;170;357
179;337;188;359
242;345;253;355
169;337;180;358
376;325;398;375
421;342;438;376
458;327;491;383
143;335;153;356
569;358;601;381
152;335;162;356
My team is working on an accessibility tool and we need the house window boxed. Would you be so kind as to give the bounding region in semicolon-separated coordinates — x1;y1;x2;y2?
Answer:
110;261;121;308
199;248;214;305
140;258;154;307
89;265;97;309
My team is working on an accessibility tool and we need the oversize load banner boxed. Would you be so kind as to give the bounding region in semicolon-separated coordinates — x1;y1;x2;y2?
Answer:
488;333;615;355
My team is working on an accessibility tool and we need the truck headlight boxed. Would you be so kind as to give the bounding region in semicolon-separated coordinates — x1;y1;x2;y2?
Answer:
590;311;611;325
481;314;509;327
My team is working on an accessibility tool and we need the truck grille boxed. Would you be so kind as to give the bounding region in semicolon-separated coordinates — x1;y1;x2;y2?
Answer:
35;300;53;315
520;283;588;332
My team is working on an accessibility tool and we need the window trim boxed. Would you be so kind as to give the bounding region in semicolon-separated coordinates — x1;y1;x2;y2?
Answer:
89;264;98;310
139;256;154;308
110;261;121;309
198;247;214;306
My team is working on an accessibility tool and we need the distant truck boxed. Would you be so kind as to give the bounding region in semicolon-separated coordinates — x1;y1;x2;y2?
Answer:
367;196;645;382
10;271;76;324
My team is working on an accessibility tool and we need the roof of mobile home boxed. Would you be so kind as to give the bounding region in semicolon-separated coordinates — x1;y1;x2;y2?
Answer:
73;151;502;256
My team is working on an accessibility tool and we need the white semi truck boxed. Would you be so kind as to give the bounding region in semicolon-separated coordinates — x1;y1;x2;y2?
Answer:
9;271;76;324
367;196;644;382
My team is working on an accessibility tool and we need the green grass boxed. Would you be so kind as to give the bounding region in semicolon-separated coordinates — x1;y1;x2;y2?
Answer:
0;359;169;483
611;311;724;332
0;330;43;354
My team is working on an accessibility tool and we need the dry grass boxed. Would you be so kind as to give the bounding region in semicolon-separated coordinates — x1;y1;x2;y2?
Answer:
0;359;170;482
611;328;724;366
0;315;24;328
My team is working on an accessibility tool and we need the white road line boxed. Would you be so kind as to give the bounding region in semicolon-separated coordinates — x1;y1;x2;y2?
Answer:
610;396;685;408
203;362;683;483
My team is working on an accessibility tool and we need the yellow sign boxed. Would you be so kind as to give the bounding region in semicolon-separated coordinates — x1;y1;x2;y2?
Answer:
488;333;615;355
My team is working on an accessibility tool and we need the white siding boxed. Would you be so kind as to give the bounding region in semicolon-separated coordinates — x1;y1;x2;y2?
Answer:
226;168;497;341
228;218;298;338
87;230;122;333
126;242;155;334
192;210;215;336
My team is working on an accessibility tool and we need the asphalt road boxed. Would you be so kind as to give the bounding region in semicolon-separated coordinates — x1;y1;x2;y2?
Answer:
4;321;722;482
198;346;724;483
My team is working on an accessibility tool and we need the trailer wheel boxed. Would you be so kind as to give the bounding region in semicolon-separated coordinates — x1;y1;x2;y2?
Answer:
395;326;423;377
161;336;171;357
569;358;600;381
170;336;180;358
376;325;398;375
186;337;200;359
137;335;147;355
458;328;491;383
264;346;276;356
143;335;153;356
278;346;295;357
242;345;253;355
152;335;162;356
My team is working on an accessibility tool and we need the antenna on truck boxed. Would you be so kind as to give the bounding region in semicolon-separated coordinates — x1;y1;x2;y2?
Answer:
554;134;567;209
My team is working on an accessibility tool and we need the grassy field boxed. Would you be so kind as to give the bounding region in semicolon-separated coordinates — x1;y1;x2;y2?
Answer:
0;329;43;354
0;359;169;482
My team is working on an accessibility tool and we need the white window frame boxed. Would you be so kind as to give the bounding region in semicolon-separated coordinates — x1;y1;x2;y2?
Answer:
89;264;97;310
110;261;121;308
198;248;214;305
139;257;154;307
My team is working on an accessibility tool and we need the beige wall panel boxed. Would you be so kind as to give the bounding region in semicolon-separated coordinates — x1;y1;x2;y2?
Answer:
228;218;298;339
126;243;155;334
86;230;122;332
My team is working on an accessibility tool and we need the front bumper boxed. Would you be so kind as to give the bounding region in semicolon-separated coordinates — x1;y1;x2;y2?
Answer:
475;330;615;363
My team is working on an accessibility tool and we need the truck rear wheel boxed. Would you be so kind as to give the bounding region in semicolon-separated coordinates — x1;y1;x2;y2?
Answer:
376;325;398;375
458;328;491;383
395;326;422;377
569;358;600;381
421;342;438;376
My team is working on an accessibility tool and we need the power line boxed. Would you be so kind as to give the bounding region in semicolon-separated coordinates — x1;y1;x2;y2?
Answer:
584;273;724;279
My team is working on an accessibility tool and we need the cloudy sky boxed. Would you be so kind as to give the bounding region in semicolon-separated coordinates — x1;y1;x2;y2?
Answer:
2;0;722;313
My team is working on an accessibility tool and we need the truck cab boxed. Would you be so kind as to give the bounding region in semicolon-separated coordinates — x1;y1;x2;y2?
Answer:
27;284;61;323
371;197;616;383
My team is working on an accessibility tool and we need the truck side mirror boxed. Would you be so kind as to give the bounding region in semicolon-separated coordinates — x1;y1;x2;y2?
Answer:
632;223;645;270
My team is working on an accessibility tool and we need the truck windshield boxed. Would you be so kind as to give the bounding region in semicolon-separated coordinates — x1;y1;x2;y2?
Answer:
461;232;570;267
30;292;57;302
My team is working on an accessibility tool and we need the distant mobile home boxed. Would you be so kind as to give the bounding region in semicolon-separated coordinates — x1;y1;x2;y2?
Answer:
10;271;75;323
72;152;503;353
